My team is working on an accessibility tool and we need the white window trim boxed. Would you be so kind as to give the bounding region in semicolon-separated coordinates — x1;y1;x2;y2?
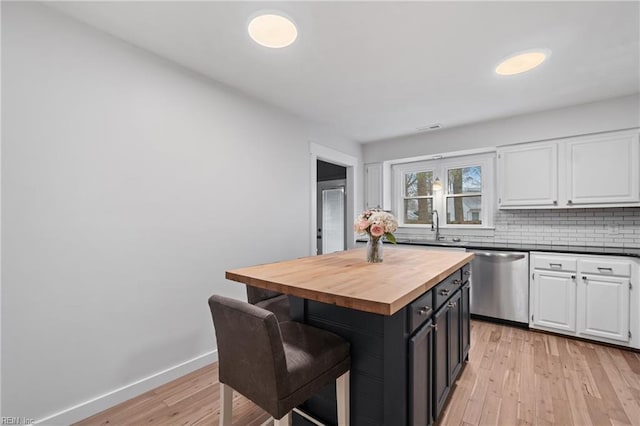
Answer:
392;153;495;229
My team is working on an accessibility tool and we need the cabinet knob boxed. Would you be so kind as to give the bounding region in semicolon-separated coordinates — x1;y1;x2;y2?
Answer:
567;200;573;205
463;270;471;276
418;306;431;316
582;276;587;280
448;301;457;308
453;279;462;285
553;200;558;205
440;289;450;296
571;275;576;279
430;324;438;331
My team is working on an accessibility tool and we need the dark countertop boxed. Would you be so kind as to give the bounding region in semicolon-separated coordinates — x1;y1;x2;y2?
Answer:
356;238;640;258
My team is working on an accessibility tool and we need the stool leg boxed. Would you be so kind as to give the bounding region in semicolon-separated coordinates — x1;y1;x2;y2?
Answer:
336;371;350;426
219;383;233;426
274;412;292;426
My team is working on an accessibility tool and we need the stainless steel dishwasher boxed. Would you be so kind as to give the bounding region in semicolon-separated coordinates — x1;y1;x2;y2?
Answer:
469;250;529;325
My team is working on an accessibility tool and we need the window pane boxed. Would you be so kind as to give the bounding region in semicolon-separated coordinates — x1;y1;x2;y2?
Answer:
448;166;482;194
404;198;433;224
405;171;433;197
446;196;482;224
321;188;345;254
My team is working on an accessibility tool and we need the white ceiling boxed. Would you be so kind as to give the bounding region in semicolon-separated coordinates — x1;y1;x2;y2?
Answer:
49;1;639;143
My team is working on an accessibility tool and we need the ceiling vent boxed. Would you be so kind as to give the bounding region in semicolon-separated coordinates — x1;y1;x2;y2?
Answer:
417;123;442;132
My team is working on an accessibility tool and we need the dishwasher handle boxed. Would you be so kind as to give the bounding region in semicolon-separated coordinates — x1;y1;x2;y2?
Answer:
472;252;526;261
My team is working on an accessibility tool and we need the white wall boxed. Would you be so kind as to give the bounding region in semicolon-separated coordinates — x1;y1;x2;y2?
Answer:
363;94;640;162
1;2;360;422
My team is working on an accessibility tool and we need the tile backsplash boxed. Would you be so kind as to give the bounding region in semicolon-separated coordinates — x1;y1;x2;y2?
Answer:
396;207;640;248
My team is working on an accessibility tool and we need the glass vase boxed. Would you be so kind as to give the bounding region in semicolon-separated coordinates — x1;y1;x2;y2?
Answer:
366;237;383;263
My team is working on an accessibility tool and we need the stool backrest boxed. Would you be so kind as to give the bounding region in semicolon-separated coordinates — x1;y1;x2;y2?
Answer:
208;295;288;411
246;285;282;304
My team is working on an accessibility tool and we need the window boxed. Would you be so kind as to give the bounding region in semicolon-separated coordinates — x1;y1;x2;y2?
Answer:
392;154;494;228
403;170;434;224
446;166;482;225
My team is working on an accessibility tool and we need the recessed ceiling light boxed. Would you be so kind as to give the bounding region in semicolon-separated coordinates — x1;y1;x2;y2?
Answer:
495;49;550;76
248;14;297;49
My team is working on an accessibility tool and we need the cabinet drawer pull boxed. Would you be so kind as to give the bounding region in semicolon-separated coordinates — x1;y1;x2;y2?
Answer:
418;306;432;316
453;279;462;285
463;270;471;276
597;267;613;273
549;263;562;269
582;276;587;280
440;289;450;296
448;301;457;308
430;324;437;331
571;275;576;279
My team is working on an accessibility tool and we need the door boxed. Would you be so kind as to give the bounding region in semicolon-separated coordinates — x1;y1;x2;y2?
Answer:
531;270;576;332
448;290;462;383
578;274;630;342
461;282;471;361
409;320;434;426
317;180;346;254
365;163;383;209
433;304;450;418
497;142;558;208
565;130;640;206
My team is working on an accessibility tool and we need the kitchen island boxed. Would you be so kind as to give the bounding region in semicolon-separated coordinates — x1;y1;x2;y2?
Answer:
226;247;474;425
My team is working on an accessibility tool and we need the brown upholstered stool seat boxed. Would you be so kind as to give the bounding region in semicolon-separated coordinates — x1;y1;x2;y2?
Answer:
208;294;351;425
246;285;291;322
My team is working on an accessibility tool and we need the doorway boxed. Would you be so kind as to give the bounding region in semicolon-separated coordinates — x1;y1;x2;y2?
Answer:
309;142;358;256
317;160;347;254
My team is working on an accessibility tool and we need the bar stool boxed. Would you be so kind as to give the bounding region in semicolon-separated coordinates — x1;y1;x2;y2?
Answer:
208;294;350;426
246;285;291;322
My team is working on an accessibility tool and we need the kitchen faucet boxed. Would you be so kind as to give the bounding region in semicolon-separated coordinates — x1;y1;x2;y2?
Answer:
431;210;443;241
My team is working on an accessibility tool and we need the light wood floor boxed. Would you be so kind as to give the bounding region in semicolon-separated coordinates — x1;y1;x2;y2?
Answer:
75;320;640;425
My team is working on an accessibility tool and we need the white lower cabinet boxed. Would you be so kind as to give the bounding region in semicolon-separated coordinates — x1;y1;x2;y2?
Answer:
532;270;576;332
530;252;638;349
578;274;629;342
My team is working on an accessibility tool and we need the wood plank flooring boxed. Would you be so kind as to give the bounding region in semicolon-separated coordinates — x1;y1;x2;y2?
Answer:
75;320;640;425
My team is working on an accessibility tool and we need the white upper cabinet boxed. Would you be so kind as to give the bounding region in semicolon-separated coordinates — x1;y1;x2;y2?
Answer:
364;163;382;209
498;142;558;208
498;129;640;209
565;130;640;206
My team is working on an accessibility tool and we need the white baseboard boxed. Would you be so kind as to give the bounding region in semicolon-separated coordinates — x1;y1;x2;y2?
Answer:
35;350;218;425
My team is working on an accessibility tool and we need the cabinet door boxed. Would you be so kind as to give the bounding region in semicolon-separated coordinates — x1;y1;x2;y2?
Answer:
497;142;558;208
565;130;640;206
461;282;471;361
578;274;630;342
364;163;382;209
409;320;433;426
531;270;576;332
448;290;462;383
433;304;450;419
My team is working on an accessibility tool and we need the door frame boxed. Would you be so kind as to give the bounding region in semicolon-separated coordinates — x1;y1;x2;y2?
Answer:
309;142;358;256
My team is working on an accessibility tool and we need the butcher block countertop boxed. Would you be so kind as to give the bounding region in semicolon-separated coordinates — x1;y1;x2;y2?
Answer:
226;247;474;315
